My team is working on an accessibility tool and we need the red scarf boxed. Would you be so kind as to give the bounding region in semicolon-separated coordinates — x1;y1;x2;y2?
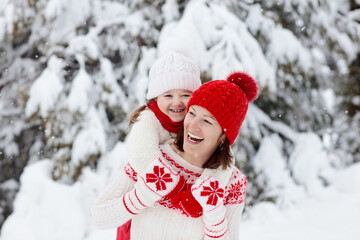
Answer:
147;101;183;134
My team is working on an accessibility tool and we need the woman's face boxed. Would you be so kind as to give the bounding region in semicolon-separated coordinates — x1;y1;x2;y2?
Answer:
183;105;225;163
156;89;192;122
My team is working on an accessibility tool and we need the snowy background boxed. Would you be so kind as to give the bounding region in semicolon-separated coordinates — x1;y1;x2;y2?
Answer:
0;0;360;239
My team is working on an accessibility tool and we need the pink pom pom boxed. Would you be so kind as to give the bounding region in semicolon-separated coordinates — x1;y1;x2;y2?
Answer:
226;72;259;102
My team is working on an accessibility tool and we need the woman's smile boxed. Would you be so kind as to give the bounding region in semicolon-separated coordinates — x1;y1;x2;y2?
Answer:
187;132;204;143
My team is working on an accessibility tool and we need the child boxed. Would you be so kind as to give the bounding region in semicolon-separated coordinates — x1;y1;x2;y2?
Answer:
126;51;202;176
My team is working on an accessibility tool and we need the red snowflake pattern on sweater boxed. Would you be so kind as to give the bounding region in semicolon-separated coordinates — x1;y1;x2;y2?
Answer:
124;163;138;181
224;168;247;205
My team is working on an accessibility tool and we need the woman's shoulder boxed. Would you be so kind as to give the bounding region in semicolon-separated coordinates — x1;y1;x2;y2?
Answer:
223;167;247;205
228;167;247;185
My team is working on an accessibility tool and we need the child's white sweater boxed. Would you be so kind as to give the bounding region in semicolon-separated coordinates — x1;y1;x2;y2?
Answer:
126;109;175;174
92;144;247;240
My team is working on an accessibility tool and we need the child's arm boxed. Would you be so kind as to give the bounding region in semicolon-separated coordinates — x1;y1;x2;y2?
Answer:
222;204;244;239
194;168;246;240
91;167;135;229
91;158;184;229
201;204;244;240
126;110;172;175
221;167;247;239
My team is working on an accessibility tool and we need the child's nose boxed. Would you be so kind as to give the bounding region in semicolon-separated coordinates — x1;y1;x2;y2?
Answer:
173;97;184;106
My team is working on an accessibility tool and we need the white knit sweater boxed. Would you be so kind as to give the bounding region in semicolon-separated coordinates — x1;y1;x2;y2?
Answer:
92;144;247;240
126;109;234;186
126;109;174;175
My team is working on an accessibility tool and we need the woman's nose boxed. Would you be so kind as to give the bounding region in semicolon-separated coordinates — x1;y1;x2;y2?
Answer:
188;117;200;130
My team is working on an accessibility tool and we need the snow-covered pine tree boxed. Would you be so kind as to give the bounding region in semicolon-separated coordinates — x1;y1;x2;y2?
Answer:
219;0;360;205
0;0;167;228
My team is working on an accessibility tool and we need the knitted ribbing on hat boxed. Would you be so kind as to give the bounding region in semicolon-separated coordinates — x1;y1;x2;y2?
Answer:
147;51;201;100
187;72;259;145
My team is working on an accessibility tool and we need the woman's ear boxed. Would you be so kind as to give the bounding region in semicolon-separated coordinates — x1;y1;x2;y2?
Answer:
218;133;226;143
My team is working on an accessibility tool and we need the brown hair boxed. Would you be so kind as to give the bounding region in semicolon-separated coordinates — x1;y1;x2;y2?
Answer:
174;126;233;170
128;100;153;128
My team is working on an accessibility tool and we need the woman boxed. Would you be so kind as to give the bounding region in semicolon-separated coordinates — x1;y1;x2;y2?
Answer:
91;71;259;239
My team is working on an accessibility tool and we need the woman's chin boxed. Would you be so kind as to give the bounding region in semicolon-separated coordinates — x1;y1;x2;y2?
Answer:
183;141;198;155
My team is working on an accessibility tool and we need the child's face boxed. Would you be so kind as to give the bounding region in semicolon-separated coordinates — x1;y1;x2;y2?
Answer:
156;89;192;122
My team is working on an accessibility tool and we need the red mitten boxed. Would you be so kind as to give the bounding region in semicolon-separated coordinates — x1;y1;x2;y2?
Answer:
162;175;186;200
170;189;203;218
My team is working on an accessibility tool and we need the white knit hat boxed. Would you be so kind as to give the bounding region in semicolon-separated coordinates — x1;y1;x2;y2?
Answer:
146;51;201;100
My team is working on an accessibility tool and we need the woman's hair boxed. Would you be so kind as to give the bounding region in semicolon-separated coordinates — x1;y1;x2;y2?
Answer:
128;100;153;128
174;125;233;170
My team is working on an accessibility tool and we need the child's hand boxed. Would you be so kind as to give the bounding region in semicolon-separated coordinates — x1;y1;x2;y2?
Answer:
135;157;185;206
123;158;185;216
191;176;225;213
191;176;228;239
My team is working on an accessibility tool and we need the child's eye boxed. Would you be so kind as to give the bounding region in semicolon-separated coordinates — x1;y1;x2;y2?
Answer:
188;111;195;116
182;94;191;98
164;95;172;98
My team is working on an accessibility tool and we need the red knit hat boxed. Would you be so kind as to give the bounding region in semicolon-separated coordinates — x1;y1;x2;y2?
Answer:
187;72;259;145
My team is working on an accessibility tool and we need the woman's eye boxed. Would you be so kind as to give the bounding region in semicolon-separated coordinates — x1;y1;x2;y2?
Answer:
182;94;191;98
164;95;172;98
204;119;213;125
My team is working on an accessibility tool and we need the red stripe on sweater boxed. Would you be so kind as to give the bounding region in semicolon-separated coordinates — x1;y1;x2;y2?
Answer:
211;217;226;227
128;192;141;212
205;226;227;234
205;225;227;234
123;194;137;215
205;229;227;239
160;148;201;177
134;189;147;208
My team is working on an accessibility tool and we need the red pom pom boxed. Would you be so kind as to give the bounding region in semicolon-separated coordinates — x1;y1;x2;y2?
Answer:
226;72;259;102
